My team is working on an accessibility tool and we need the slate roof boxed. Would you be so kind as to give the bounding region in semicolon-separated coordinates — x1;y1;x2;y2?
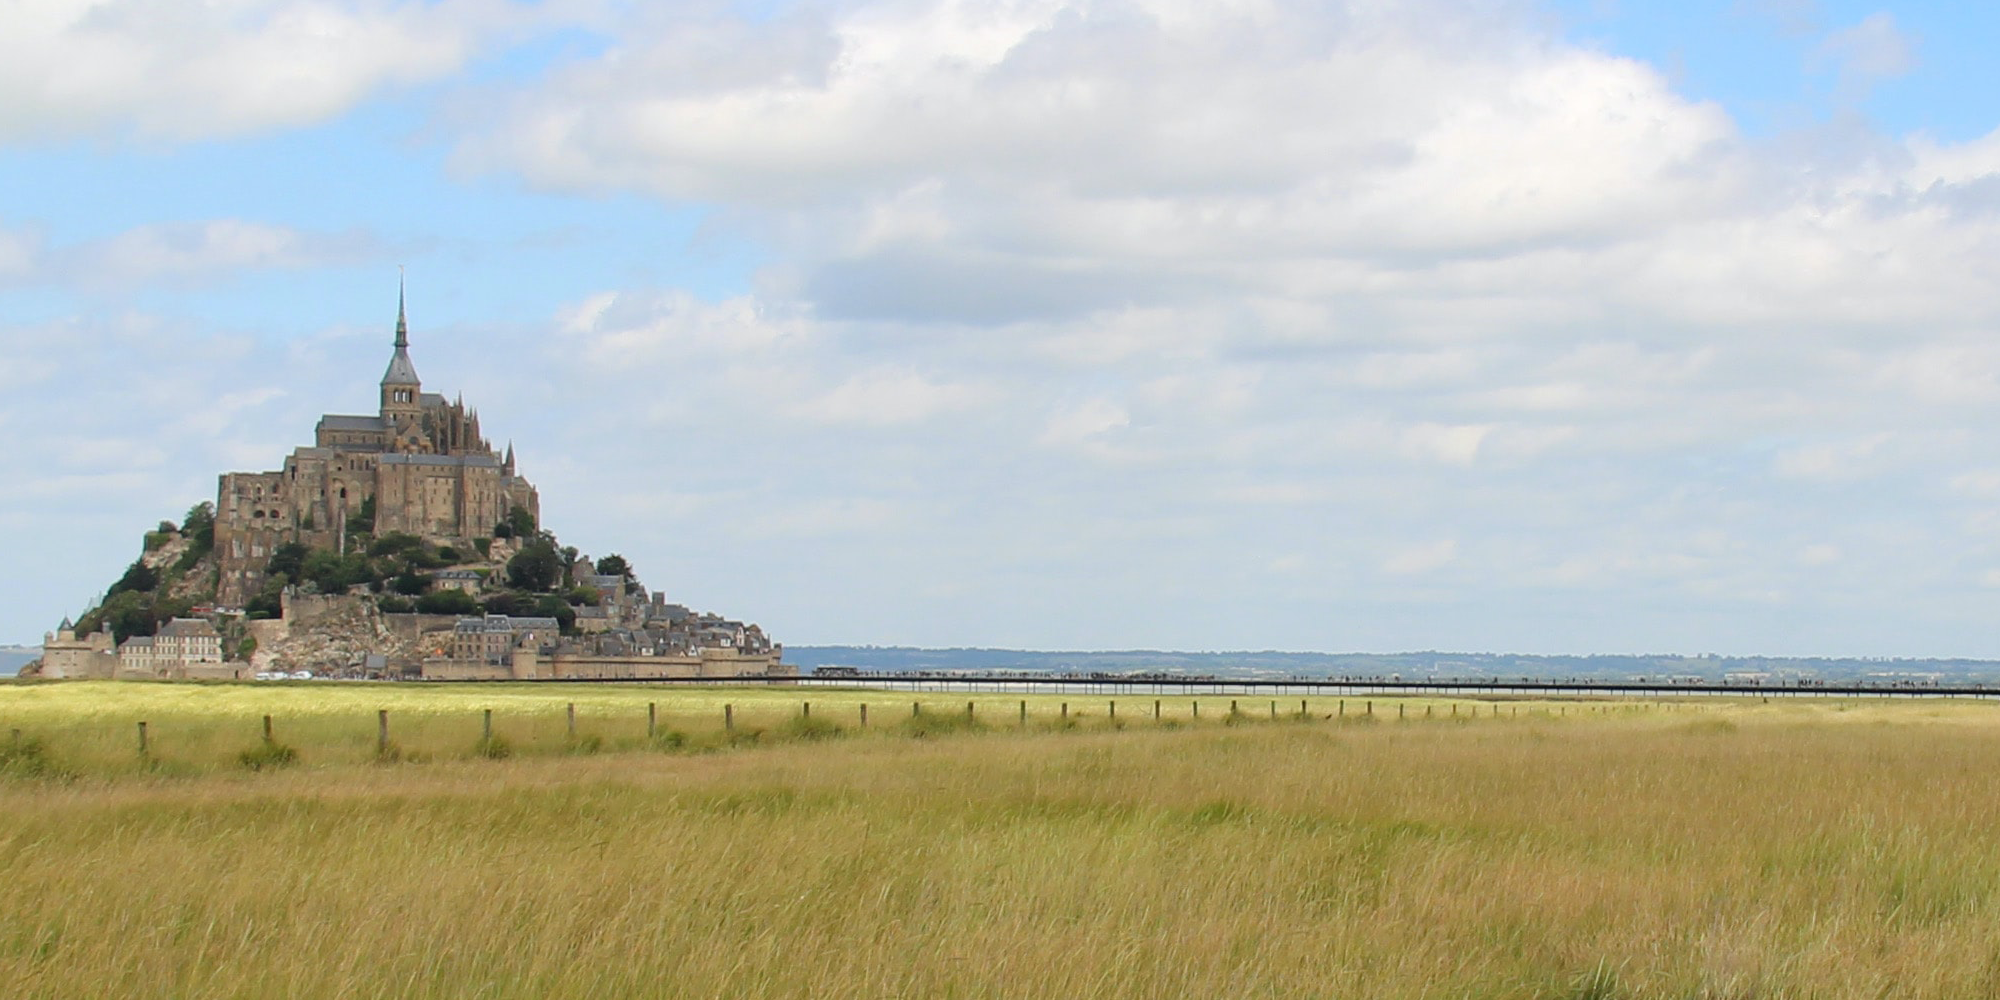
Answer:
318;414;385;432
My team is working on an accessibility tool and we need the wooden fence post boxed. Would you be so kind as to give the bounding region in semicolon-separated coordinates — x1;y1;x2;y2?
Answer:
566;703;576;738
484;709;494;743
1230;699;1238;716
912;701;921;719
1398;703;1405;720
1365;700;1372;717
859;703;868;727
377;710;389;755
137;721;148;756
803;701;811;719
1109;701;1116;720
1339;699;1345;717
1193;701;1199;719
1019;700;1026;725
1269;700;1276;720
1060;702;1068;721
647;703;656;739
262;714;274;743
1300;699;1307;718
1154;699;1161;720
724;704;734;731
966;701;974;720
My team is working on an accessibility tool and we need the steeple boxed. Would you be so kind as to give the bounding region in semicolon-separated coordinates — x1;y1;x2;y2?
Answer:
380;277;422;416
394;276;408;349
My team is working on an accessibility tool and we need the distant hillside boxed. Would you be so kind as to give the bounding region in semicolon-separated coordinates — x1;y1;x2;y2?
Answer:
785;646;2000;682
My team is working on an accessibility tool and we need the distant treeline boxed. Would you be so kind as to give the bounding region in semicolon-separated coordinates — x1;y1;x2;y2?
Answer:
785;646;2000;681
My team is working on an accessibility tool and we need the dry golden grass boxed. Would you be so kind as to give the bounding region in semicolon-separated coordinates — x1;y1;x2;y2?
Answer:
6;684;2000;998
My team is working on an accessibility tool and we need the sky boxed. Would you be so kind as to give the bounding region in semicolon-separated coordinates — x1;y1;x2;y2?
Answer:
5;0;2000;657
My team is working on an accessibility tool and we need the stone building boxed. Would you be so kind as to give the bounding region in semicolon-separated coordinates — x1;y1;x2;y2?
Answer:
215;286;540;605
116;618;225;678
40;620;118;679
450;614;560;667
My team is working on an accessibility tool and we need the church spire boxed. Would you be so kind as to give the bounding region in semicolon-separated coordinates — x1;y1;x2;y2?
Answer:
381;275;421;396
394;273;408;349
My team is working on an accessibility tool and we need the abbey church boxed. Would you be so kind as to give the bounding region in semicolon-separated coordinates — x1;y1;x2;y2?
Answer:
214;289;540;605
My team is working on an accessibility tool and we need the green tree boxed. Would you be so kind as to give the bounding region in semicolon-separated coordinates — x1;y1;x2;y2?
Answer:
109;560;158;597
99;591;155;642
565;585;601;607
301;550;372;594
245;576;287;619
533;595;577;634
265;542;310;581
368;532;423;557
504;505;536;539
392;571;428;596
594;554;631;579
482;592;525;617
415;590;479;616
506;540;562;592
181;502;216;551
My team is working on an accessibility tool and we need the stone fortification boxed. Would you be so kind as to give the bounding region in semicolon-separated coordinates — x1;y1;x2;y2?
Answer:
215;286;538;606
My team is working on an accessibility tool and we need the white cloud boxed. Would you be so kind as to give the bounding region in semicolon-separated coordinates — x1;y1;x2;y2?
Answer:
87;220;378;284
1814;13;1916;91
791;367;993;426
557;290;808;366
0;0;560;142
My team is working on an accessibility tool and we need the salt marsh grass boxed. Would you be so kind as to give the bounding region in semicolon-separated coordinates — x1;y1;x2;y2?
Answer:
6;683;2000;998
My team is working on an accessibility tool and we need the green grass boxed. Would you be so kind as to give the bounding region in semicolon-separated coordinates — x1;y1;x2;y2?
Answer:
7;683;2000;998
0;681;1603;776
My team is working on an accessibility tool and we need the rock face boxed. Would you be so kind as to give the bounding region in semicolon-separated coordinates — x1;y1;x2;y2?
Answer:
251;597;428;676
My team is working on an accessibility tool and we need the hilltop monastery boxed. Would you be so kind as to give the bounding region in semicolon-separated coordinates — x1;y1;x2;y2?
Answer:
40;289;789;682
214;288;539;607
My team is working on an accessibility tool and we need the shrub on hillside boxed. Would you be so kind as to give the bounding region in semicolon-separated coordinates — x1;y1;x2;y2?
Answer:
415;590;479;616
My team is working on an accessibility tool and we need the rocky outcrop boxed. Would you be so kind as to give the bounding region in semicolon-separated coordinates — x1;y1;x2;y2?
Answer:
252;596;433;676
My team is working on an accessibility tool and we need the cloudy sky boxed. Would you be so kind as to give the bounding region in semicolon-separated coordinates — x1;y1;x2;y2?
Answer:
7;0;2000;656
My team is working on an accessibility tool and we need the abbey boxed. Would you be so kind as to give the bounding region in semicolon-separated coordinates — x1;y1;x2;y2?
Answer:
215;289;540;606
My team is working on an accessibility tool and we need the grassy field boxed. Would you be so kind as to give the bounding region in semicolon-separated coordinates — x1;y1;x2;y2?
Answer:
6;683;2000;998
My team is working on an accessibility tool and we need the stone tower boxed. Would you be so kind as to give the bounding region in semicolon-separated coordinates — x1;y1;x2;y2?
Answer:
379;280;423;446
